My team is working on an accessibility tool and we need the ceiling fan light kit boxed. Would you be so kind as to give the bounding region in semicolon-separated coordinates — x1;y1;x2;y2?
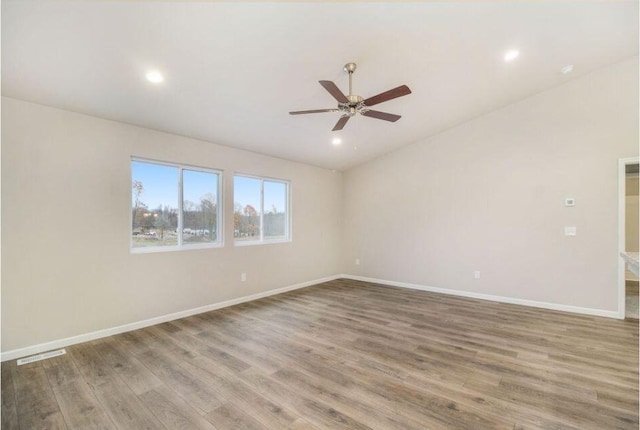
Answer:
289;62;412;131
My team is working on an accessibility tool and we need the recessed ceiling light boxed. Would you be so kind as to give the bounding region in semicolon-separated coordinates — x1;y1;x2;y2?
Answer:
332;138;342;146
560;64;574;75
504;50;520;62
145;70;164;84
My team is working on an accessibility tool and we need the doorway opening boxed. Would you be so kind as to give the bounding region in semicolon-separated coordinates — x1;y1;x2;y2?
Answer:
618;158;639;319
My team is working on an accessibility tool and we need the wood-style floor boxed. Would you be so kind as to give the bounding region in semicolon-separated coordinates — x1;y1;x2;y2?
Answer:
2;279;638;429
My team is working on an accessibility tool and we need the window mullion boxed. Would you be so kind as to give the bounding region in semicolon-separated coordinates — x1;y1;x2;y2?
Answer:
260;179;264;241
178;167;183;247
285;182;289;239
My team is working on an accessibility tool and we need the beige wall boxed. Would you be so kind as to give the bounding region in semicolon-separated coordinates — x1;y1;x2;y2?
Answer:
1;97;343;352
343;58;638;312
3;57;638;354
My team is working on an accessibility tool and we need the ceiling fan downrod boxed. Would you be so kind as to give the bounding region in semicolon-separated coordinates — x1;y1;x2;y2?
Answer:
344;62;356;96
343;62;362;105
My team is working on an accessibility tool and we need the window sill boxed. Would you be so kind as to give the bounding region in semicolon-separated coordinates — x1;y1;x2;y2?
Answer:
131;242;223;254
233;238;291;247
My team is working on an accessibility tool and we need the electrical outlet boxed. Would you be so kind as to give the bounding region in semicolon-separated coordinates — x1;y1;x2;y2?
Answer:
355;258;360;265
474;271;481;279
241;273;247;282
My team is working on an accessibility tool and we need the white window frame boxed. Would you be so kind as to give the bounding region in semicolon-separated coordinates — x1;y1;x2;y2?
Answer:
130;157;223;253
233;173;291;246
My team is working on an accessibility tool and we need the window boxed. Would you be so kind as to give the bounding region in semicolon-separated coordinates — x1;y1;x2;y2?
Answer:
131;159;221;252
182;169;219;245
234;175;290;244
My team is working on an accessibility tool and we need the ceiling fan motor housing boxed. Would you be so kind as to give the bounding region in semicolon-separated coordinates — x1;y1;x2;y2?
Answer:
339;100;367;117
340;93;367;117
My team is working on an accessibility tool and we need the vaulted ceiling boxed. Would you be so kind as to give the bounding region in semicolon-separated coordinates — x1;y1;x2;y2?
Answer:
2;1;638;170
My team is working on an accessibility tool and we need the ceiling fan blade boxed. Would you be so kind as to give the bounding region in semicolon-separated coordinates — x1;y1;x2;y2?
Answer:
332;116;350;131
361;110;401;122
363;85;412;107
289;109;339;115
319;80;349;103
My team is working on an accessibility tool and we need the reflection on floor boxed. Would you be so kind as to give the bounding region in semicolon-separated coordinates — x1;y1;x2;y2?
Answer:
626;280;639;319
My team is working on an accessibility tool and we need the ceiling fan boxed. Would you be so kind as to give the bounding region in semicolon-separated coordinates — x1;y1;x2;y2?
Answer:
289;62;412;131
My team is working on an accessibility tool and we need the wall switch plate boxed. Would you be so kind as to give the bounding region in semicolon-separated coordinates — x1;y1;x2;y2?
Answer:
241;273;247;282
474;271;481;279
565;198;575;207
564;226;577;236
355;258;360;265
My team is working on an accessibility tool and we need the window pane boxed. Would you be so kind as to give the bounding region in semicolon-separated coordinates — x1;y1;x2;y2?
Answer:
234;176;261;240
183;169;219;244
131;161;179;248
264;181;287;239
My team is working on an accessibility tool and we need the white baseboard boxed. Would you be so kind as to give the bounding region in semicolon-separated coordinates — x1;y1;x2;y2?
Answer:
342;274;623;319
1;275;341;362
4;273;622;362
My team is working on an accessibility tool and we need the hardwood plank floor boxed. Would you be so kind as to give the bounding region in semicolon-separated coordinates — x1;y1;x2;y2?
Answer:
2;279;638;429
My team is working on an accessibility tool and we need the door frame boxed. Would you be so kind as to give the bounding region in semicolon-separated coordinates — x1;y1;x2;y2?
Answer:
618;157;639;319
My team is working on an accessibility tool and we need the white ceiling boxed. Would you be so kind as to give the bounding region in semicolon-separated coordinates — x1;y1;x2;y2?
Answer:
2;1;638;171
